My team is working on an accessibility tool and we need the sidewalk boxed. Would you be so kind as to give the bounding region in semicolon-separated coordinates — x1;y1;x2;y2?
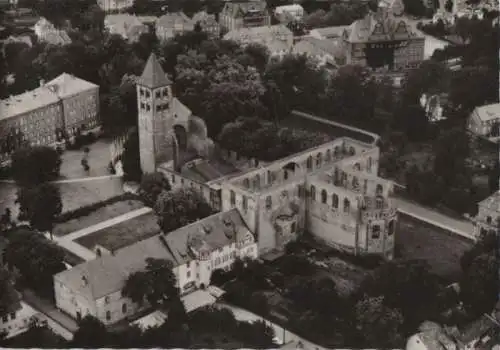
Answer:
394;197;475;240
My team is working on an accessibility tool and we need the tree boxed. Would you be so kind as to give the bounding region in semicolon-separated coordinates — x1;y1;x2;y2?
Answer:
71;316;111;348
123;258;178;307
356;259;442;331
122;128;142;182
0;268;20;319
154;188;213;234
0;318;67;348
354;295;404;348
4;227;66;297
11;146;62;185
459;233;498;316
139;172;171;207
16;183;62;238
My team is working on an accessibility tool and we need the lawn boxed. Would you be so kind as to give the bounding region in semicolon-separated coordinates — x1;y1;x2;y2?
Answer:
53;199;144;237
282;111;376;144
75;211;160;251
59;177;125;214
395;213;473;282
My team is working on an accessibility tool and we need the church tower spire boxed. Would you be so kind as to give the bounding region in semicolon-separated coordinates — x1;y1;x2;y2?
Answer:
136;53;174;174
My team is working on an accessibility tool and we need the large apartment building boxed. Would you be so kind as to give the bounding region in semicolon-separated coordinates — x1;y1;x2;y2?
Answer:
339;0;425;72
0;73;99;165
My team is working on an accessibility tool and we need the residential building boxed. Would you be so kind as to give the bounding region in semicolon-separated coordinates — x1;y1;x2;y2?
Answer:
274;4;304;22
293;37;342;67
97;0;133;13
419;93;448;123
33;17;71;46
0;302;41;339
467;103;500;140
104;14;149;43
155;12;194;41
0;73;99;166
224;24;293;56
53;209;258;325
192;11;221;38
473;190;500;239
219;0;270;32
134;52;397;259
339;0;425;71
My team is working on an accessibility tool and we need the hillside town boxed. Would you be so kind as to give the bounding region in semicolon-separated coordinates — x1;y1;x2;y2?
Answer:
0;0;498;348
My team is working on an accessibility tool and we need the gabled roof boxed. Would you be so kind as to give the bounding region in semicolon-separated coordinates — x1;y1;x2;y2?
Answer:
222;1;268;18
473;103;500;122
55;209;254;300
137;53;172;88
156;12;194;29
45;73;99;99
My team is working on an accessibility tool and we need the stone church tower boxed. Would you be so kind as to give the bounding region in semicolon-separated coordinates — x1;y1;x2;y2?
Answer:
136;53;178;174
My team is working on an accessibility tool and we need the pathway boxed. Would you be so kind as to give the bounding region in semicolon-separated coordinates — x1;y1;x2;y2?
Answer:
216;302;325;350
0;174;122;185
51;207;152;262
394;197;475;240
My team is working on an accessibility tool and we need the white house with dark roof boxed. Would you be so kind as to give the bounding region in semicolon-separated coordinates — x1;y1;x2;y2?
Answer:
53;209;257;325
473;190;500;239
468;103;500;141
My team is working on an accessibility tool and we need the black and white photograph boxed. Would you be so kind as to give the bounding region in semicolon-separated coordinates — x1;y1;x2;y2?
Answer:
0;0;498;348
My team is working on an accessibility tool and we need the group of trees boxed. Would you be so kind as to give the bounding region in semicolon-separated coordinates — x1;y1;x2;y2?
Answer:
11;146;63;237
2;227;66;298
217;117;330;161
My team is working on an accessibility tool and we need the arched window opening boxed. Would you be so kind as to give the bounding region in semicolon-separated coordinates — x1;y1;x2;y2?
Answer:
321;189;327;204
307;156;313;170
242;196;248;212
316;153;322;167
388;220;395;236
326;149;331;161
122;303;127;314
265;196;272;210
310;185;316;201
243;178;250;188
230;190;236;206
352;176;359;189
332;194;339;208
343;198;350;213
371;225;381;239
349;146;355;155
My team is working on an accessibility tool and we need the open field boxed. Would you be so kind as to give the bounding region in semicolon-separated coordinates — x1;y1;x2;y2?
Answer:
75;211;160;251
395;213;473;282
52;199;144;237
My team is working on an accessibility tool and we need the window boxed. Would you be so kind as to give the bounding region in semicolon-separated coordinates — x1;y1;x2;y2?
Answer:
310;185;316;201
343;198;350;213
352;176;359;189
333;146;340;157
171;174;175;183
316;153;322;167
146;104;151;112
106;311;111;321
321;189;327;204
230;190;236;206
140;88;145;97
306;156;313;170
376;184;383;196
376;196;384;209
187;270;191;278
367;157;372;170
326;149;331;161
267;170;272;184
122;303;127;314
486;216;492;224
1;315;7;323
388;220;395;236
284;170;288;180
254;174;260;188
291;222;296;233
266;196;272;210
371;225;381;239
145;90;151;98
9;312;15;320
332;194;339;208
242;196;248;212
104;296;110;304
155;90;161;99
243;178;250;188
